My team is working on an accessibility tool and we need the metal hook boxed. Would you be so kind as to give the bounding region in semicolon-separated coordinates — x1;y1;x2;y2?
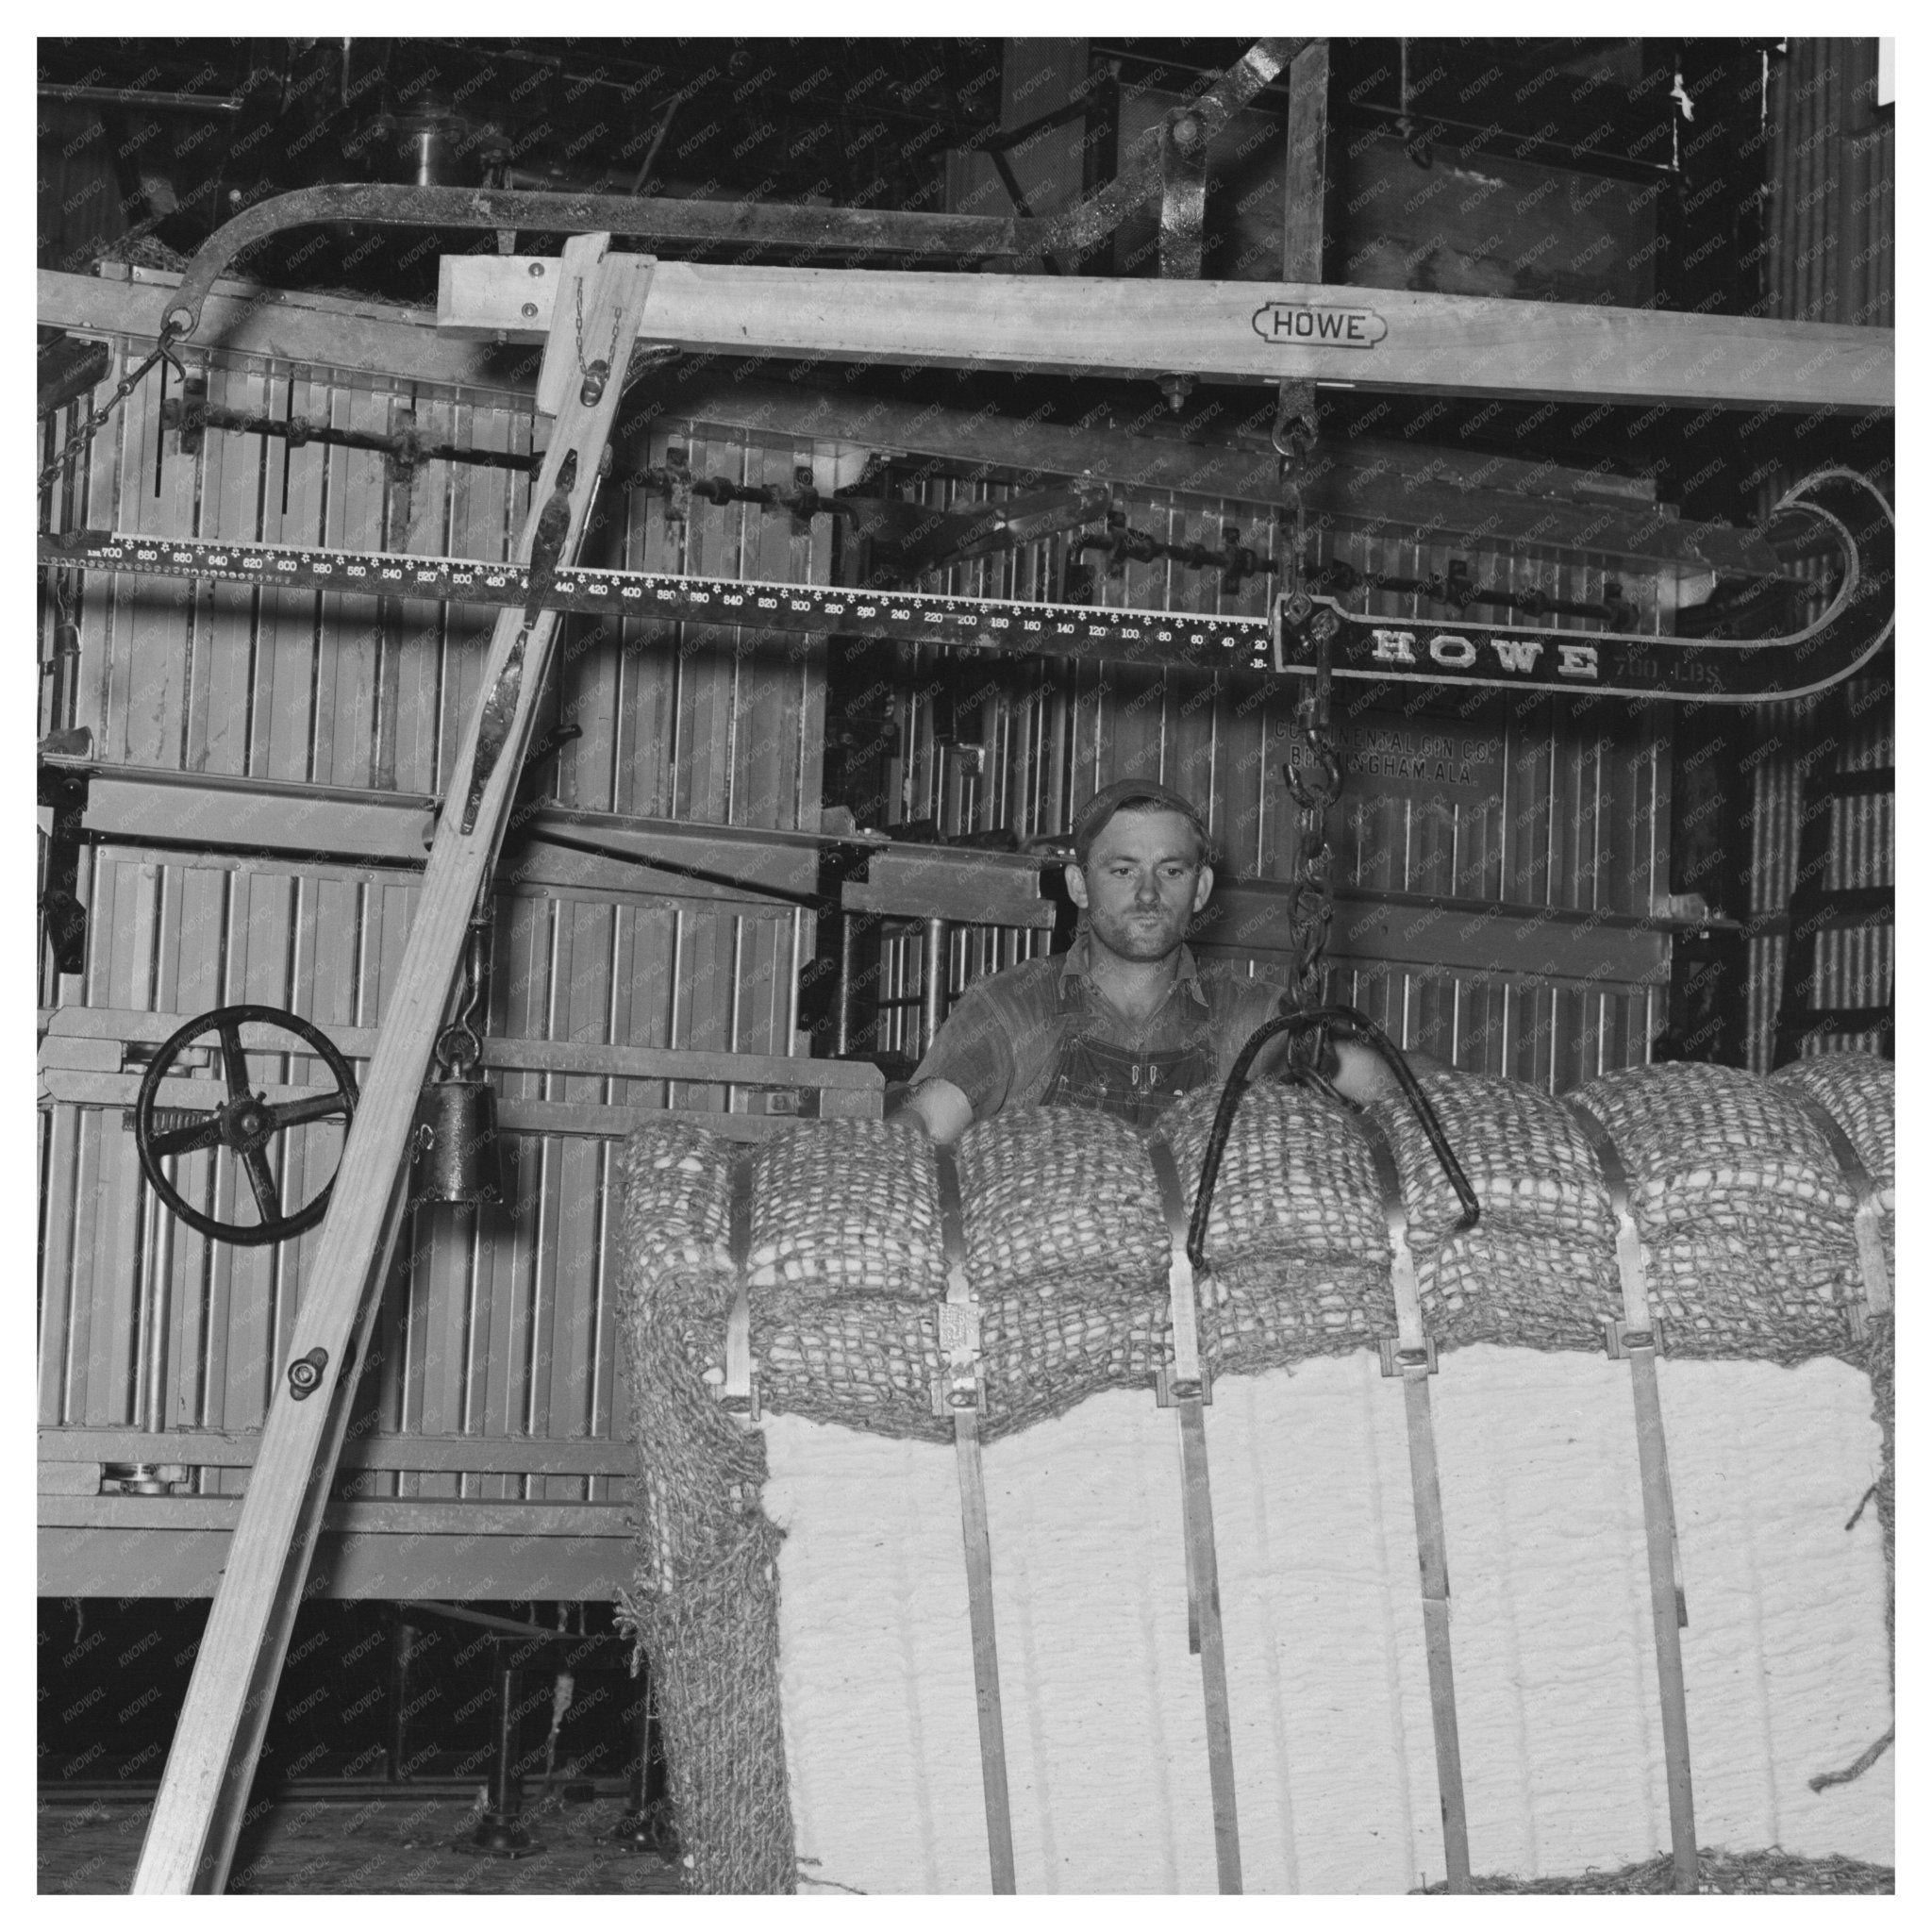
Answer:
433;1021;483;1080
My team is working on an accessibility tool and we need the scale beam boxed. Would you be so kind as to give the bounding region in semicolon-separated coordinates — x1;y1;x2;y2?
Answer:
435;258;1892;411
42;469;1892;706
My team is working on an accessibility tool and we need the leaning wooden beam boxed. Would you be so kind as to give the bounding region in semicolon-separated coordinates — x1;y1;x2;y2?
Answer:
440;258;1893;411
127;239;654;1895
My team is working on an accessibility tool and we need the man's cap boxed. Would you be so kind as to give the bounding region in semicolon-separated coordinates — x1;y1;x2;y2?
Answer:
1069;777;1212;860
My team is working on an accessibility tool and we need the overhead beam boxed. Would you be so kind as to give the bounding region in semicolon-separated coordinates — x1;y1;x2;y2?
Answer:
1280;42;1330;282
32;269;1793;570
440;257;1893;411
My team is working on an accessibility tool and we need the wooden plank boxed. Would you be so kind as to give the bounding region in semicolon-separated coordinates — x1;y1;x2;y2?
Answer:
130;245;656;1896
618;903;677;1113
586;1138;622;1504
75;767;844;901
739;438;802;827
679;423;742;823
441;256;1895;410
248;368;327;783
42;266;529;390
40;1427;636;1475
37;1107;84;1424
544;895;616;1494
42;1004;884;1094
188;359;269;776
1281;42;1330;282
615;422;680;819
41;1524;638;1603
309;381;391;789
42;1494;628;1536
127;352;199;767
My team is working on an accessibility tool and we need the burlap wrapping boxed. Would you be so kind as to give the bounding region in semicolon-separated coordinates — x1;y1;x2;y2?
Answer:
612;1121;797;1895
1776;1052;1896;1279
1367;1073;1621;1351
614;1058;1893;1893
1572;1062;1862;1362
1774;1054;1895;1699
748;1120;945;1297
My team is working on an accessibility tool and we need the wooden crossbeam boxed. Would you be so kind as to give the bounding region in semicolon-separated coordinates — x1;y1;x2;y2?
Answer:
127;238;655;1895
440;257;1892;411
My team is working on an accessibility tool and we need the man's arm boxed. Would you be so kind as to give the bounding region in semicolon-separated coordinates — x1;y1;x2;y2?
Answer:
886;1076;975;1144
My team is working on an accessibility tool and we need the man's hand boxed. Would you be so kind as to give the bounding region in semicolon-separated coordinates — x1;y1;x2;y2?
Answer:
1330;1038;1449;1106
885;1076;975;1144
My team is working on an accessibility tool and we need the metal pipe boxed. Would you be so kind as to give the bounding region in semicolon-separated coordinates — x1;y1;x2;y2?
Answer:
157;40;1305;341
386;1612;414;1782
836;913;859;1058
922;915;952;1050
37;84;242;113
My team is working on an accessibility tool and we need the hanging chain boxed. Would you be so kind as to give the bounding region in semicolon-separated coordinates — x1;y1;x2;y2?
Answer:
575;277;621;405
1274;378;1344;1011
38;323;187;492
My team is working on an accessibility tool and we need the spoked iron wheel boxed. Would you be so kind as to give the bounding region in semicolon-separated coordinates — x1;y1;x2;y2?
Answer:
132;1004;358;1247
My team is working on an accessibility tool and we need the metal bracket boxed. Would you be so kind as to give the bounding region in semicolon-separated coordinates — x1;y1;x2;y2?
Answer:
1378;1336;1440;1377
1602;1315;1666;1359
1154;1364;1213;1407
660;446;692;529
172;374;208;457
286;1347;329;1401
37;759;92;977
719;1374;762;1424
930;1374;986;1418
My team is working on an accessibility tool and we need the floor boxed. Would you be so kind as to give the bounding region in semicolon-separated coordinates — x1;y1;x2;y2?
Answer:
42;1789;1891;1896
38;1786;685;1895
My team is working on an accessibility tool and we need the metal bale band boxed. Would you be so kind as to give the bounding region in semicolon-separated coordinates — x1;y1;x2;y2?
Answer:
1351;1109;1473;1895
719;1154;758;1424
932;1145;1017;1894
1145;1135;1241;1896
1779;1093;1892;1343
1561;1099;1698;1895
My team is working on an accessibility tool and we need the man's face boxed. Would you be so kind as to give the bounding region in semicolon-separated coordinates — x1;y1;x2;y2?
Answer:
1068;808;1214;964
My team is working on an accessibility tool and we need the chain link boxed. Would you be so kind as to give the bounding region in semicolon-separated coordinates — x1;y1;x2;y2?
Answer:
37;325;186;494
1274;377;1341;1008
574;277;621;403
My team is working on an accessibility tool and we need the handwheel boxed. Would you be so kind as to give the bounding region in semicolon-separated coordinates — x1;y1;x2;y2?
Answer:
133;1004;358;1246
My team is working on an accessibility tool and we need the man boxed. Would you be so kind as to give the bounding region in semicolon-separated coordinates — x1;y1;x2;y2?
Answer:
889;777;1419;1143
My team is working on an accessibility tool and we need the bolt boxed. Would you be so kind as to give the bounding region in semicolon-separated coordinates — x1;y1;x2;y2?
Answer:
1171;113;1201;150
521;302;539;318
528;261;544;277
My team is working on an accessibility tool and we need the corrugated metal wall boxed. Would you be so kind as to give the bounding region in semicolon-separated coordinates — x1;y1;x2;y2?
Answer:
39;327;831;1470
1741;674;1893;1070
1744;37;1893;1069
1764;38;1893;328
874;468;1672;1092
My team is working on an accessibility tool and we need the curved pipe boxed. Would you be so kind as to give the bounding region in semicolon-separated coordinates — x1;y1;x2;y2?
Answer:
160;38;1306;341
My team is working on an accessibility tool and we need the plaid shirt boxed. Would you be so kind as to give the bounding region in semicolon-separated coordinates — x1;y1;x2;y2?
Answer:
909;931;1292;1124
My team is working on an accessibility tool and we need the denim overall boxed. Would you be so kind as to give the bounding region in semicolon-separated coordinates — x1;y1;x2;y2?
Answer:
1039;1028;1216;1132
